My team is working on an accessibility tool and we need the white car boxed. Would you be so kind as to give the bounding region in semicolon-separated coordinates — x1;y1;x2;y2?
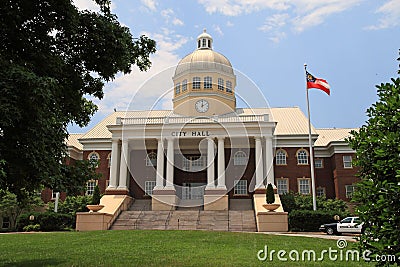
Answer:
319;216;364;235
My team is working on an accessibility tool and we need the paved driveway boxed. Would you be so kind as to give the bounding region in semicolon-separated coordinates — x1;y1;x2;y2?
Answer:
263;232;359;242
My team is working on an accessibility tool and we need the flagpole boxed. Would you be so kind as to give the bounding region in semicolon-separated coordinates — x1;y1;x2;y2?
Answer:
304;63;317;211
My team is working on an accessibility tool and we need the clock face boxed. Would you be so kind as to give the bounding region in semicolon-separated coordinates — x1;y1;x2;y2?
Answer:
195;99;209;113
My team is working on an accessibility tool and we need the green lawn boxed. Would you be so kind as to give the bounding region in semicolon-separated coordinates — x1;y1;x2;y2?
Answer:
0;230;371;266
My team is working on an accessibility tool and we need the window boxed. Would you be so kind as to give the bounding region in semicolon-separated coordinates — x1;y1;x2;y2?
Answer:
208;39;211;48
298;178;311;195
198;40;201;48
183;155;206;171
204;76;212;89
51;191;59;200
315;158;323;168
276;178;289;195
233;151;247;166
316;187;326;197
343;155;353;168
296;149;308;165
88;152;100;168
275;149;287;165
175;82;181;94
341;217;352;223
86;180;97;195
145;181;156;196
345;185;356;198
182;79;187;91
192;77;201;89
234;180;247;195
202;38;206;47
107;153;111;168
218;78;224;90
226;81;232;93
146;152;157;166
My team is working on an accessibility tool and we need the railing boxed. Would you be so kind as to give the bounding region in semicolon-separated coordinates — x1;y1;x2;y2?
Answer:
164;210;172;230
117;114;269;125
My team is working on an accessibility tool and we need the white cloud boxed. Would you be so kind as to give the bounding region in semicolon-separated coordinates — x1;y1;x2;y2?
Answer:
213;25;224;36
197;0;289;16
161;8;185;26
365;0;400;30
73;0;116;12
226;21;234;27
97;31;189;114
258;13;289;32
269;32;286;43
141;0;157;11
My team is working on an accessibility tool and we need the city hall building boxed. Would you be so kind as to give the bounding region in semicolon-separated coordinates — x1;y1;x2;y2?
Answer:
54;31;359;218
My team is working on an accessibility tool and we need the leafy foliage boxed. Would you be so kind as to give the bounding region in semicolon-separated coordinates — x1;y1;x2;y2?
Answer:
289;210;348;232
47;195;92;216
347;52;400;266
280;192;349;214
18;211;74;231
266;183;275;204
0;0;156;201
91;185;101;205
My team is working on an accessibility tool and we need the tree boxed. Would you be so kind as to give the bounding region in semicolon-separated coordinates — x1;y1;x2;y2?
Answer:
266;183;275;204
347;52;400;265
0;0;156;201
91;185;101;205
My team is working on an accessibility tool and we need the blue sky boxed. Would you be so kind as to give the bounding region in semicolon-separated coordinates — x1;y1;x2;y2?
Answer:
69;0;400;133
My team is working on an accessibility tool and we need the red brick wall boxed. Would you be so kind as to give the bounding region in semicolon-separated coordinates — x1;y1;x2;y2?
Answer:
331;153;359;200
83;150;111;194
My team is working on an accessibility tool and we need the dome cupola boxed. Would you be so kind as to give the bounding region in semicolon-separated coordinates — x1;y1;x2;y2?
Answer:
172;30;236;116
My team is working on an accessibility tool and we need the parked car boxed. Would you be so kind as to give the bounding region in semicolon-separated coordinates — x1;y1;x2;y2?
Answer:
319;216;364;235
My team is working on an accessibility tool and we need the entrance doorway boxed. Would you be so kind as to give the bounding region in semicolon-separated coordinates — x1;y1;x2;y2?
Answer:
182;183;206;200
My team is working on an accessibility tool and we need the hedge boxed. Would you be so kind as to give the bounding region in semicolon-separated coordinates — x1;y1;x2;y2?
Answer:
288;210;350;232
17;212;74;231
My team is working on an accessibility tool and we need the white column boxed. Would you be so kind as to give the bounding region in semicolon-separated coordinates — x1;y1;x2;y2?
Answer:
265;136;275;187
107;139;119;189
118;140;129;190
255;136;264;189
206;137;215;189
165;137;175;190
154;138;164;189
217;137;226;189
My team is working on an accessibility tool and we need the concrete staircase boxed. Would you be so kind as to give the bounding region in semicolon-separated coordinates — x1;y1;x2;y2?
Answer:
111;199;257;232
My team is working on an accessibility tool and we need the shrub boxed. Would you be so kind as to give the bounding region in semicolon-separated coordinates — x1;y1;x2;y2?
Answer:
91;185;101;205
48;195;92;216
289;210;350;232
23;224;40;232
266;183;275;204
17;212;74;231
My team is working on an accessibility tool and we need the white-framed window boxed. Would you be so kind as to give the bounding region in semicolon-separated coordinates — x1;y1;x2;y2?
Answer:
202;38;206;47
192;77;201;89
145;181;156;196
86;180;97;195
315;158;323;168
107;153;111;168
234;180;247;195
51;191;59;200
226;81;232;93
345;185;356;198
316;187;326;197
88;152;100;168
183;155;206;171
204;76;212;89
343;155;353;168
175;82;181;94
218;78;224;90
275;149;287;165
296;149;309;165
276;178;289;195
233;151;247;166
298;178;311;195
145;152;157;167
182;79;187;91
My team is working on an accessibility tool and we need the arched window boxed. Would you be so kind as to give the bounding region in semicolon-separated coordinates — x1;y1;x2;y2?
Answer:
234;151;247;166
275;149;287;165
204;76;212;89
88;152;100;168
146;152;157;166
192;77;201;89
296;149;309;165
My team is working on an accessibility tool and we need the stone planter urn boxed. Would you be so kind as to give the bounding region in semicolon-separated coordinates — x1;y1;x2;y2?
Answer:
86;204;104;213
262;203;280;212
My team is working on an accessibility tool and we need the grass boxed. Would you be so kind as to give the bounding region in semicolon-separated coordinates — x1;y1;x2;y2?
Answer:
0;230;371;267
